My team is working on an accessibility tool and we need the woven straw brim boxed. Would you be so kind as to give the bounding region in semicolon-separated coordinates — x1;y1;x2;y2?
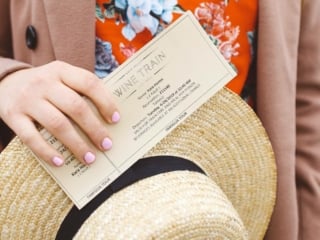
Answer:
0;143;247;240
0;136;73;239
0;87;276;240
144;87;276;239
74;171;248;240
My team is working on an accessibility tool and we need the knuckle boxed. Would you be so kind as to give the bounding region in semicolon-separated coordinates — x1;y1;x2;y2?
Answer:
29;73;46;86
51;60;65;67
47;114;68;131
19;129;35;146
49;60;68;72
1;105;19;122
29;67;52;86
69;97;88;116
83;75;100;91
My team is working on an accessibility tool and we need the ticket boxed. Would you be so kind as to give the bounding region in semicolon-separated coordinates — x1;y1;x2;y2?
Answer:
38;11;236;209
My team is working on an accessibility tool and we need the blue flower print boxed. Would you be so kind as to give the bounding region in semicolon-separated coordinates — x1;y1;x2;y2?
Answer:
95;37;119;78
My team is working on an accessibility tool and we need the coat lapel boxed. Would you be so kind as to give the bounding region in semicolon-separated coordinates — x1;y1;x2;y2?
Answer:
42;1;96;71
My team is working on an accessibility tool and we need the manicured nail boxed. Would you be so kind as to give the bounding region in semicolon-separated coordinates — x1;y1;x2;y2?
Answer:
52;156;64;167
84;152;96;164
102;137;113;150
112;111;120;123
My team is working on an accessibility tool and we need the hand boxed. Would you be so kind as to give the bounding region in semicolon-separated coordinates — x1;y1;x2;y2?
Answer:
0;61;120;166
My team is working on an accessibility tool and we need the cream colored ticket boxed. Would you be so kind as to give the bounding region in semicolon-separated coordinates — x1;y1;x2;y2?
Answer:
38;11;236;209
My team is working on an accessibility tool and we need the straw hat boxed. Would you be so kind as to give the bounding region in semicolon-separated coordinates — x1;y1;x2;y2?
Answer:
0;87;276;240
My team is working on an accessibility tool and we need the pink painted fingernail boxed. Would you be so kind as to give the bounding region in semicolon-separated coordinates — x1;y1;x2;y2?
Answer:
102;137;113;150
112;111;120;123
52;156;64;167
84;152;96;164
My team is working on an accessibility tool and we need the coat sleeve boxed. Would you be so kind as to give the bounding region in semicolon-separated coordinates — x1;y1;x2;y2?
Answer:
0;0;31;81
296;0;320;238
0;0;30;150
256;1;301;239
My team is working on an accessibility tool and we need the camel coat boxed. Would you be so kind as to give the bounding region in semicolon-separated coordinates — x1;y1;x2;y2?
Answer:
1;0;320;239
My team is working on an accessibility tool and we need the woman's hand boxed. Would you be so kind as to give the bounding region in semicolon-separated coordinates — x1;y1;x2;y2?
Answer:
0;61;120;166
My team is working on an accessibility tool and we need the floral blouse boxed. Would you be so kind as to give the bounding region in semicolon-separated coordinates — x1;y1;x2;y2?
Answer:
95;0;257;103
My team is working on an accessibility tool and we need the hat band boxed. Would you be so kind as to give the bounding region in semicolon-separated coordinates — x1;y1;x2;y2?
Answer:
56;155;205;239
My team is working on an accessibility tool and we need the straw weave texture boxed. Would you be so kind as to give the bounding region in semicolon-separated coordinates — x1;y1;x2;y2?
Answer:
145;88;276;239
0;137;73;239
0;87;276;240
74;171;248;240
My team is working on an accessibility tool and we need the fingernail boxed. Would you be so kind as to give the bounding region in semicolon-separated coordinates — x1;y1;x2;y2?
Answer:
102;137;113;150
112;111;120;123
84;152;96;164
52;156;64;167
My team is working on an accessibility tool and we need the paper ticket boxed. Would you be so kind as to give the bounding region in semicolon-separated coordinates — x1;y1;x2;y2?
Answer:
38;11;236;209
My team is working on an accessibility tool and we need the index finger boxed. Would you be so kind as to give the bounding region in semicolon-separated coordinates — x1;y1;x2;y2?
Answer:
51;61;119;124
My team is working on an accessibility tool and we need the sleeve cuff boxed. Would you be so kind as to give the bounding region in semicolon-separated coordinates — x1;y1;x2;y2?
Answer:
0;57;32;81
